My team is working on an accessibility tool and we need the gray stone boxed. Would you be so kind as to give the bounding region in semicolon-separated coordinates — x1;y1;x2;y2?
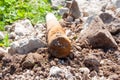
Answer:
91;76;98;80
5;25;13;32
34;24;46;32
59;8;69;16
0;48;7;60
91;76;107;80
84;58;100;72
0;31;4;40
79;16;117;49
75;19;80;24
64;68;74;80
105;2;116;11
50;60;56;66
0;48;5;60
108;74;119;80
66;29;72;36
112;0;120;8
70;0;81;19
8;37;46;54
9;32;16;39
35;76;40;80
105;18;120;35
82;10;89;17
79;67;90;74
34;24;46;39
90;71;97;77
0;47;7;54
100;59;114;65
32;53;43;62
0;73;2;79
116;8;120;18
75;0;100;16
51;0;65;9
66;16;74;22
100;76;108;80
66;1;72;8
49;66;74;79
22;53;43;69
99;12;114;24
49;66;63;76
0;52;4;60
14;19;34;36
83;15;96;29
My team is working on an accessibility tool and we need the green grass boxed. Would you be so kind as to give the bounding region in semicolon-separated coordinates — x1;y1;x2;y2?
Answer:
0;0;62;47
0;0;53;30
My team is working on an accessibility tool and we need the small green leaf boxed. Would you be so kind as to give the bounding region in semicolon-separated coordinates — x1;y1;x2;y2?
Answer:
3;33;10;47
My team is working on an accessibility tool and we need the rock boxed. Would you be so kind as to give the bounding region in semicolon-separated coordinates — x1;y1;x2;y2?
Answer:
9;32;16;39
112;0;120;8
116;8;120;18
101;3;107;12
0;31;4;40
64;68;74;80
0;73;2;79
114;51;120;65
79;67;90;74
49;66;63;76
108;74;119;80
59;19;67;27
105;18;120;35
90;71;97;77
14;19;34;36
2;53;12;64
22;53;43;69
49;66;74;79
84;58;100;72
50;60;56;66
13;70;34;79
75;0;104;16
66;16;74;22
78;16;118;49
82;9;89;17
8;37;46;54
0;52;4;60
66;29;72;36
21;61;32;70
34;23;46;31
100;59;114;65
70;0;81;19
0;48;7;60
99;12;114;24
83;15;95;29
75;19;80;24
34;24;46;39
51;0;65;9
34;24;46;33
9;65;16;75
59;8;69;16
32;53;43;63
0;48;7;54
105;10;115;17
11;54;26;65
35;76;40;80
91;76;107;80
66;0;72;8
105;2;116;11
74;73;82;80
5;25;13;32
